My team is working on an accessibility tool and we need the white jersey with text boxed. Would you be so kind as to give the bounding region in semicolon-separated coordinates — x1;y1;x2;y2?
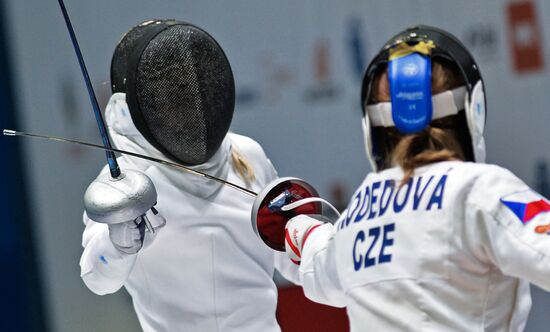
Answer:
299;161;550;331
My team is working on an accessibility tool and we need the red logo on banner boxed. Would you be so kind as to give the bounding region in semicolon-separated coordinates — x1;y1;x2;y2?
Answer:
507;0;544;73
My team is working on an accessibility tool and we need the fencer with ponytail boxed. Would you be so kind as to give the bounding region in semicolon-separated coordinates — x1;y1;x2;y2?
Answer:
369;60;468;183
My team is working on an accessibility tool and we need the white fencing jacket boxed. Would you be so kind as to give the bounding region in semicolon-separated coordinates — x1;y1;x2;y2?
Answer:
80;93;298;332
298;161;550;331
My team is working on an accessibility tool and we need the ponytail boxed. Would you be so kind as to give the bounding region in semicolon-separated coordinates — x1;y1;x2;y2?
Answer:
392;124;464;184
231;148;256;186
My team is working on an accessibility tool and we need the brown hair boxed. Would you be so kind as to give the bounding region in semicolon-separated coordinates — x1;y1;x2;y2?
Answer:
370;60;469;183
231;148;256;186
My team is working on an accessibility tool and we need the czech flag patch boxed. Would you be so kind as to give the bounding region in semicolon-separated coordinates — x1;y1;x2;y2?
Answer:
500;190;550;224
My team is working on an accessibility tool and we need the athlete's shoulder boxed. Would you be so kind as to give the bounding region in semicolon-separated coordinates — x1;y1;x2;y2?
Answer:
228;132;278;185
460;163;529;210
436;161;517;184
228;132;269;161
463;162;523;186
464;162;513;174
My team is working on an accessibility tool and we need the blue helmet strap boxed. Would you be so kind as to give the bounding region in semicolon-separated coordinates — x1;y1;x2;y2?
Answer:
389;53;432;133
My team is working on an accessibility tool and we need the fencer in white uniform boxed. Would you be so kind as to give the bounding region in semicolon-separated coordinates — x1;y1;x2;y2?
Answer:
281;26;550;331
80;20;297;332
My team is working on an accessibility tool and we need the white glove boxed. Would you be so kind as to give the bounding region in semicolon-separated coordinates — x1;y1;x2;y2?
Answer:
108;208;166;254
285;215;325;265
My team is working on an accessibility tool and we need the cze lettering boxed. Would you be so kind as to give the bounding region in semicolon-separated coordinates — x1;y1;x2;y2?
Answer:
353;223;395;271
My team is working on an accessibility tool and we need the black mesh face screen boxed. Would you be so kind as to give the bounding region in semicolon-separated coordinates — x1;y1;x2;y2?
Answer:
113;21;235;165
136;24;235;165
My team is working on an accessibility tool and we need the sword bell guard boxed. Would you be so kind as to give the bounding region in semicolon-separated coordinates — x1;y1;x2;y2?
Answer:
251;177;322;251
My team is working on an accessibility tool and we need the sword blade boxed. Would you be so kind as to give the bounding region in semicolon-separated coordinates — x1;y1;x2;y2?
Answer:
57;0;121;178
3;129;257;197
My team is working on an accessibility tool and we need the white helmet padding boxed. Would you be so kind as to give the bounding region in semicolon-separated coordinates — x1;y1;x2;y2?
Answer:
366;86;467;128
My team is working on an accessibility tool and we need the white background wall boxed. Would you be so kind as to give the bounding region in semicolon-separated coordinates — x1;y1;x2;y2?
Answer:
3;0;549;331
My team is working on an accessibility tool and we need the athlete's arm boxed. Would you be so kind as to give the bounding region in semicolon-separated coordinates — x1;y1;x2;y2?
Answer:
80;215;138;295
79;167;165;295
466;166;550;291
286;215;347;307
273;251;301;285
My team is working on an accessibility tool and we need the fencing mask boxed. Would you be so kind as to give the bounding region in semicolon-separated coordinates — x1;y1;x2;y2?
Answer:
111;19;235;165
361;25;486;171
